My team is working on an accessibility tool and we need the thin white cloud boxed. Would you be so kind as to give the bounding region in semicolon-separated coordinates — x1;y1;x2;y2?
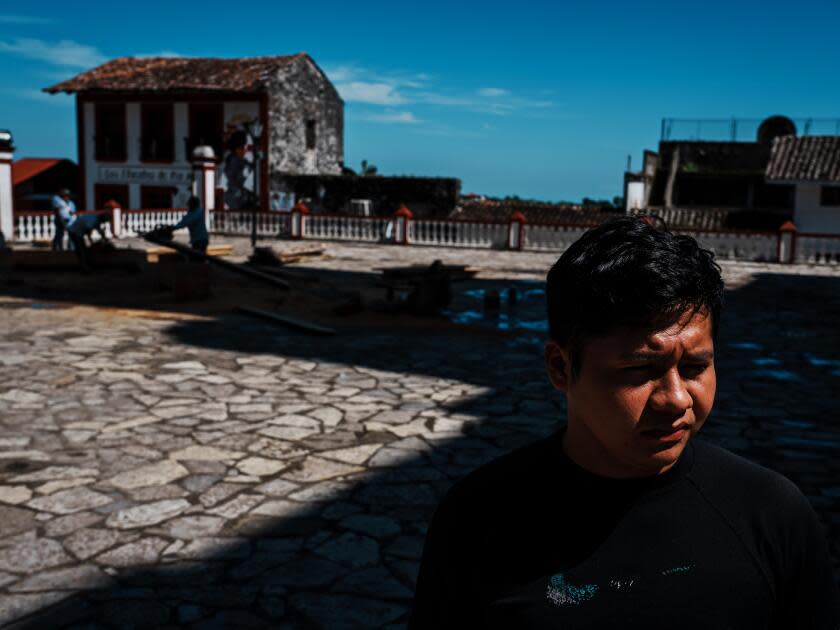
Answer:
324;63;431;89
410;124;486;139
336;81;408;106
326;62;555;120
0;15;53;24
0;37;106;68
417;90;553;116
478;87;509;97
133;50;185;58
362;110;420;124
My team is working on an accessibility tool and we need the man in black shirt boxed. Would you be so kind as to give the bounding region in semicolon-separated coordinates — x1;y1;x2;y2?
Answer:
410;217;839;629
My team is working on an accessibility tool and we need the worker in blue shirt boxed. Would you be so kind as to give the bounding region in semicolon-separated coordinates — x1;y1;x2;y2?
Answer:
51;188;76;251
171;196;209;253
67;212;109;270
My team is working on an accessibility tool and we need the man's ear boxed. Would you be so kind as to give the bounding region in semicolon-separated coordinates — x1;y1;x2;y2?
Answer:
545;340;572;393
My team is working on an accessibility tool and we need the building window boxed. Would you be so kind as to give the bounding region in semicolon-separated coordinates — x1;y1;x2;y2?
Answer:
94;103;127;161
820;185;840;206
140;186;176;209
94;184;129;210
141;103;174;162
305;119;316;150
188;103;224;159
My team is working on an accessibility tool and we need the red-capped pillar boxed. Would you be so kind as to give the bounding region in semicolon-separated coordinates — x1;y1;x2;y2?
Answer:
191;145;216;231
104;199;122;239
290;201;310;239
508;211;527;250
778;220;797;264
393;205;413;245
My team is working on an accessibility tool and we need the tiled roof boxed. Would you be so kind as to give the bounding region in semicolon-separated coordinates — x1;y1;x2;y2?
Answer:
450;200;617;225
766;135;840;182
12;158;65;185
44;54;307;94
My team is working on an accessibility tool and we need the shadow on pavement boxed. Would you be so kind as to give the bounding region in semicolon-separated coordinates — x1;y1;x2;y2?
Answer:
7;271;840;628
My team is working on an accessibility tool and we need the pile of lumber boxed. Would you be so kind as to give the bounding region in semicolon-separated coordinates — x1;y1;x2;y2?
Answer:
145;244;233;263
248;245;326;266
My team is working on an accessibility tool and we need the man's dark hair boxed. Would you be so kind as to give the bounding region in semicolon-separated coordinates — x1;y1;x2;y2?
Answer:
546;216;724;376
187;196;201;211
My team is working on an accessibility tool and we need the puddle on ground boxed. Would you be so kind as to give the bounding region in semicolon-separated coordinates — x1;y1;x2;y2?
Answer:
445;283;548;340
781;419;815;430
751;369;801;382
731;342;763;351
805;354;840;367
751;357;781;366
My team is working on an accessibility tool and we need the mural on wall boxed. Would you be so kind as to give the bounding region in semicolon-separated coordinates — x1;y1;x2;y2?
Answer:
173;187;192;208
218;112;259;210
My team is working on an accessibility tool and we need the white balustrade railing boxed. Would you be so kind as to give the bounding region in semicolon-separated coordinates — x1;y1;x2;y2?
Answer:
15;211;114;242
306;214;390;242
123;209;186;237
15;212;54;241
11;208;840;266
409;219;508;248
211;210;291;237
524;223;591;251
687;230;779;262
795;234;840;264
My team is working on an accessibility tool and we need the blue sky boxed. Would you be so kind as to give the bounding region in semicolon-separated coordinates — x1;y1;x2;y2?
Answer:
1;0;839;202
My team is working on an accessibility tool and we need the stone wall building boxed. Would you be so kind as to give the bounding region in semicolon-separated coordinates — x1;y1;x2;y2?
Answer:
45;54;343;210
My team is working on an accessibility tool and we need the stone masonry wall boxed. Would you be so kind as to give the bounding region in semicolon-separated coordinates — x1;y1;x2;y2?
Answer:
266;56;343;176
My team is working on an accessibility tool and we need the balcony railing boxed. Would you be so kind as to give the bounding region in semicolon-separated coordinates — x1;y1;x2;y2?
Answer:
11;208;840;265
661;118;840;142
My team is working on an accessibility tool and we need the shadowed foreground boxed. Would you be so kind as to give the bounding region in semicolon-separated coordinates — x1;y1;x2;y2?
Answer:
0;266;838;628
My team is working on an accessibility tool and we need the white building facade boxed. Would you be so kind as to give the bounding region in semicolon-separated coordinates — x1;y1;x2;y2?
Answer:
46;54;343;211
766;135;840;234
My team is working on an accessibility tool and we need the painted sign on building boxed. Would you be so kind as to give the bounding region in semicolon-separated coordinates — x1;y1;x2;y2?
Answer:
98;166;192;185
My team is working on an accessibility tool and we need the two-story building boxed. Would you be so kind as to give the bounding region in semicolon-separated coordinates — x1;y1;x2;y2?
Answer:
44;53;343;211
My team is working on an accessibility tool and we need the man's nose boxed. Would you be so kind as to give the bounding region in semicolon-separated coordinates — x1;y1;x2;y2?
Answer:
650;367;692;414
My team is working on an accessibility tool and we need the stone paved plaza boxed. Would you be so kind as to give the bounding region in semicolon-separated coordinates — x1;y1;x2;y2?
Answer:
0;239;839;628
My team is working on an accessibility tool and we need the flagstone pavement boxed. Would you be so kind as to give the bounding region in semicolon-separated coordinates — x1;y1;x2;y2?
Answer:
1;241;839;628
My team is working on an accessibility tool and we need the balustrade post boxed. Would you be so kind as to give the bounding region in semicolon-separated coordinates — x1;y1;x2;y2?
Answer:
393;205;413;245
778;221;797;264
508;211;527;250
191;145;216;232
104;199;122;239
0;130;14;243
291;202;310;239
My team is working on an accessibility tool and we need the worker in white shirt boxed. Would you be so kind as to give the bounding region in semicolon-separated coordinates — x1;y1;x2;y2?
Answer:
50;188;76;251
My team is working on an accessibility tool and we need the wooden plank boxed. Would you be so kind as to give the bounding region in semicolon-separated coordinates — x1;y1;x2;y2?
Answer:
146;244;233;263
237;306;336;336
142;235;291;290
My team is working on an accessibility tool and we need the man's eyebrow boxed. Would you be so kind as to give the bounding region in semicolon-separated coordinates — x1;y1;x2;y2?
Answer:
619;350;714;362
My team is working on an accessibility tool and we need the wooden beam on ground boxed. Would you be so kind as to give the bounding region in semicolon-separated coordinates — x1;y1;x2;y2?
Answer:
237;306;336;336
146;244;233;263
142;235;291;290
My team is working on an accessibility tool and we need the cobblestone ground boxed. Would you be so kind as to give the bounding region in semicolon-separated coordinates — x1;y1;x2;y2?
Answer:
0;240;839;628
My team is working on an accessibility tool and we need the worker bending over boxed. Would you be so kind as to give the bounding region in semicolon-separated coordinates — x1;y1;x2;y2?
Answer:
67;212;110;270
171;196;209;253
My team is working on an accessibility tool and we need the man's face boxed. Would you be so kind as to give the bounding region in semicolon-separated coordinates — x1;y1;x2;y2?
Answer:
545;309;716;478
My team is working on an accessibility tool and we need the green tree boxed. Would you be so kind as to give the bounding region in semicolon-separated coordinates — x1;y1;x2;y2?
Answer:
360;159;378;176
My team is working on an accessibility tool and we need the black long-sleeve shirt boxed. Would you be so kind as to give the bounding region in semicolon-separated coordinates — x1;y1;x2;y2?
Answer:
410;429;839;629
